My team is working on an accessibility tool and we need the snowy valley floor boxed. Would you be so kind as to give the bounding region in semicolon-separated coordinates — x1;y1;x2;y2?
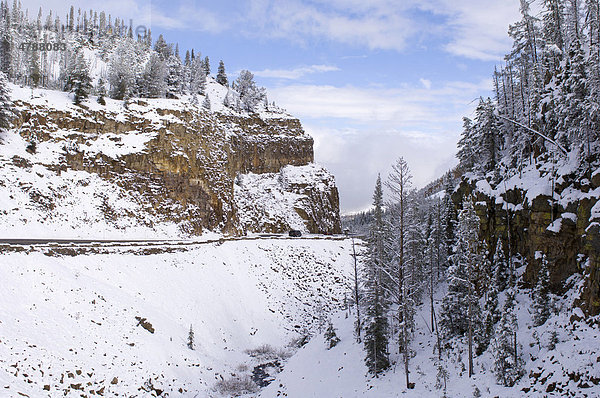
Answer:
0;238;353;397
1;238;599;397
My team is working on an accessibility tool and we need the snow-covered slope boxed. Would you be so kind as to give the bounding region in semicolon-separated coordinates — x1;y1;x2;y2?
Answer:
260;275;600;397
0;238;353;397
235;164;341;234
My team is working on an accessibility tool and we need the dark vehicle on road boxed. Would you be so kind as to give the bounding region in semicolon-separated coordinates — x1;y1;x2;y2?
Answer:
288;230;302;237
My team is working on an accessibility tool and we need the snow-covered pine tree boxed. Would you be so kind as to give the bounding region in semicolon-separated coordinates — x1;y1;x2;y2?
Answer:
324;321;341;349
189;93;198;106
108;39;137;100
189;55;206;95
234;70;265;112
142;53;167;98
223;87;239;111
166;52;183;98
479;261;500;355
351;237;362;342
532;254;551;326
471;98;502;174
96;77;107;105
492;273;524;386
363;175;390;377
0;70;12;129
69;51;92;105
216;60;228;86
28;48;41;88
202;95;210;111
457;117;476;170
203;56;210;75
440;198;483;377
187;324;194;350
492;239;509;291
154;34;171;60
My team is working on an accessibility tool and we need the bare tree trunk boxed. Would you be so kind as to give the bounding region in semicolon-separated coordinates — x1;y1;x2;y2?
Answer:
514;331;518;369
352;237;361;342
468;314;474;378
433;305;442;360
468;257;474;378
404;333;410;388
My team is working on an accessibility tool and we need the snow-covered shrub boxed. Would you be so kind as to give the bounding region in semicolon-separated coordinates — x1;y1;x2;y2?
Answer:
245;344;291;361
214;375;258;396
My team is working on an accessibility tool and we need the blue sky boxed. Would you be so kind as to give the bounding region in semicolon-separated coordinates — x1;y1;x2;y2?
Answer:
23;0;523;212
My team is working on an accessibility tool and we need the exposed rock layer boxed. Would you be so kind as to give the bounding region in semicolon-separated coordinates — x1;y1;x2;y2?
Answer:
453;172;600;316
10;98;340;235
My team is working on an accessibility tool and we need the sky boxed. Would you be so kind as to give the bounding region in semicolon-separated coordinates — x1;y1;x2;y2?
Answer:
22;0;523;213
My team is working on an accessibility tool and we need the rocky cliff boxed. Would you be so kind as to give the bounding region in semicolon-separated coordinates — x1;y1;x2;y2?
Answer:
452;161;600;316
1;85;341;237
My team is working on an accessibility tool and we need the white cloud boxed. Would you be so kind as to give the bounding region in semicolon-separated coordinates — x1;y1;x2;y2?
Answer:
268;78;494;211
21;0;521;60
419;0;521;61
268;79;493;125
420;78;432;89
243;0;419;51
241;0;520;60
308;125;459;212
20;0;228;33
253;65;340;80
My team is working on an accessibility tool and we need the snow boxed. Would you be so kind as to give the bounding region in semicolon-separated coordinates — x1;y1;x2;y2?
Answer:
0;238;354;397
0;128;186;239
546;218;562;233
79;131;157;159
591;200;600;221
260;274;600;397
235;164;337;233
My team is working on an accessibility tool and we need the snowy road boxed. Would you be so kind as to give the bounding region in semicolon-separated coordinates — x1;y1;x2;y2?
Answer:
0;234;350;248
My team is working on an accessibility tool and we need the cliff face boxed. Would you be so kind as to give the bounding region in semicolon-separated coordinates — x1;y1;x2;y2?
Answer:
453;166;600;316
5;88;340;236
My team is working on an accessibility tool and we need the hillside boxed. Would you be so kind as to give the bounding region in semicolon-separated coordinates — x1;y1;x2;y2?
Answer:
0;1;342;238
0;238;353;397
0;82;341;238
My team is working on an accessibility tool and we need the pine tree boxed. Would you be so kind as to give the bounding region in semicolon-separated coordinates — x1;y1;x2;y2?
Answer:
363;175;390;376
324;321;341;349
142;53;166;98
351;236;362;342
386;157;418;388
532;254;551;326
0;70;12;129
234;70;265;112
166;53;182;98
69;51;92;105
216;60;227;86
440;198;483;377
479;262;500;355
203;56;210;75
493;239;509;291
108;39;137;100
202;95;210;111
187;324;194;350
96;77;107;105
492;274;524;386
153;34;171;60
29;49;41;87
190;56;206;95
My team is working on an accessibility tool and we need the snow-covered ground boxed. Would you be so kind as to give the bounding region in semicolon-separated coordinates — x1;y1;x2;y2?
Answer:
260;271;600;397
0;127;189;239
0;238;353;397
